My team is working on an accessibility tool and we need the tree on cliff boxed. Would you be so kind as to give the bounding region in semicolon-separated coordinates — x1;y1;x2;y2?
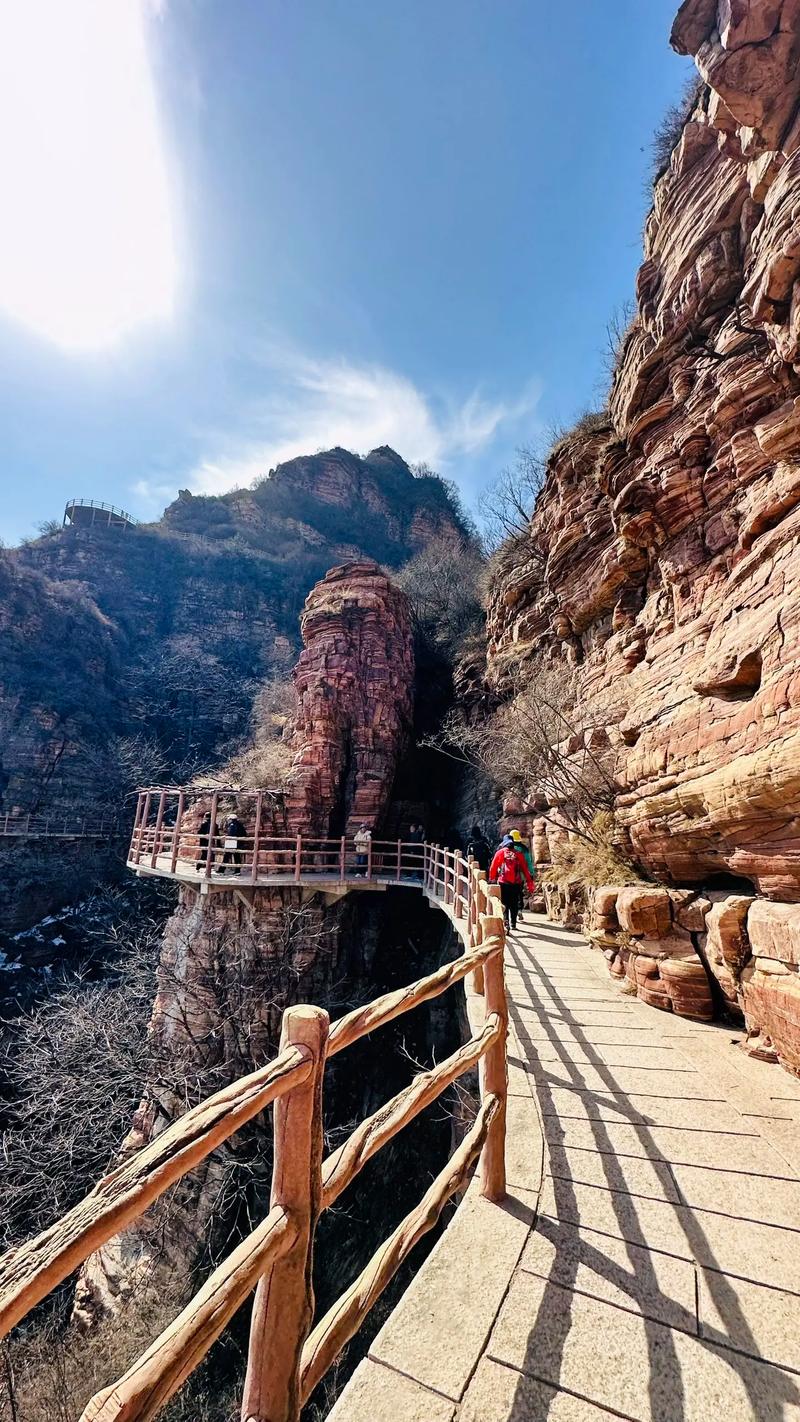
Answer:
426;660;621;846
394;533;484;656
481;443;547;552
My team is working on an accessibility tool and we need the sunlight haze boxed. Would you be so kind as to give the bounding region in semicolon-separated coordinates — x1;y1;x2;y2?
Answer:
0;0;177;351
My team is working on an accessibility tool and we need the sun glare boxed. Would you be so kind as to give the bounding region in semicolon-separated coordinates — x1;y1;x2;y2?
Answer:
0;0;177;350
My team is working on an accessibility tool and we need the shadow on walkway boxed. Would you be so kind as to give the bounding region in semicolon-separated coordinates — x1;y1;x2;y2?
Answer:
500;929;800;1421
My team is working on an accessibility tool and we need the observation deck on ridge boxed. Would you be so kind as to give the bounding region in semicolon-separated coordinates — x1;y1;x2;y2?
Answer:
63;498;138;530
128;787;471;911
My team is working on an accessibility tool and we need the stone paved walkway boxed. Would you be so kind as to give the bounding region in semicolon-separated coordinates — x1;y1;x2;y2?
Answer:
462;916;800;1421
333;915;800;1421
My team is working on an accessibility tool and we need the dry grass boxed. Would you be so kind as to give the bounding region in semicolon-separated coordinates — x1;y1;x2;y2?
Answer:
541;813;645;892
2;1295;242;1422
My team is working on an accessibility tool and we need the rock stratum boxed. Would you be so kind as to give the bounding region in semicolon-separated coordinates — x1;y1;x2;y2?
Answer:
487;0;800;1071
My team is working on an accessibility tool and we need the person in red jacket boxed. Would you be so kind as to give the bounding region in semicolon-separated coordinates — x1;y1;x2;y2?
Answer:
489;835;534;932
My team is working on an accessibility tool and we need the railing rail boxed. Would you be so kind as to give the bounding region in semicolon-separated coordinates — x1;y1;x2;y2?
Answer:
0;828;507;1422
0;814;124;840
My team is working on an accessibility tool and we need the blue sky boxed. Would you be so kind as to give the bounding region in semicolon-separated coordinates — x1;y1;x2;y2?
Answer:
0;0;692;545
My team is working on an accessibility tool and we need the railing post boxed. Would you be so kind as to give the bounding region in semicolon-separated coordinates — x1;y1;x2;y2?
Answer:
251;791;264;884
294;833;302;882
170;791;185;874
367;835;373;881
242;1005;329;1422
205;791;219;879
150;791;166;870
339;836;346;882
396;839;402;881
481;937;508;1203
135;792;151;866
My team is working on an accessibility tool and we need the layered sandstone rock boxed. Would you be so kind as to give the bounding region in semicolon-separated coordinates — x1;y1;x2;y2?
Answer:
586;884;714;1021
286;561;414;834
487;0;800;1067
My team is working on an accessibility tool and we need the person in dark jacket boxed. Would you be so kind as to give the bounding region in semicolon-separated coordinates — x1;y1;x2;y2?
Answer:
196;811;213;871
218;812;246;875
466;824;491;872
489;835;533;932
407;823;426;880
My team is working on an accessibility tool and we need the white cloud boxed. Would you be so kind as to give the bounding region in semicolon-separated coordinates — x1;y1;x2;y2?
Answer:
182;351;540;499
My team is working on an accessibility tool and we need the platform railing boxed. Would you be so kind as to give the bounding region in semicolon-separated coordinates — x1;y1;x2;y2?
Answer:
0;853;507;1422
64;498;138;526
128;788;437;887
0;813;123;840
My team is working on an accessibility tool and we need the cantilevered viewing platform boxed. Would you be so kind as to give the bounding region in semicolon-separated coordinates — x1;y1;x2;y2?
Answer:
63;498;138;530
128;786;470;907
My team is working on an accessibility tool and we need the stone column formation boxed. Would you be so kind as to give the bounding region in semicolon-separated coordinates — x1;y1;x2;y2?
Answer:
285;560;414;836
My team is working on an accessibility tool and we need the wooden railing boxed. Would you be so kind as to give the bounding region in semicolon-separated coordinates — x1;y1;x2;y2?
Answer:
128;787;450;889
0;852;507;1422
0;813;124;840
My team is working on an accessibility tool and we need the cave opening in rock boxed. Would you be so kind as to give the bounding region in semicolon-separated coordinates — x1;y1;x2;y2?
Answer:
702;870;757;895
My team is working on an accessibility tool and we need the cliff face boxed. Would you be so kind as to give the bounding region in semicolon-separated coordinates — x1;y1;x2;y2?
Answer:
0;448;464;931
487;0;800;1067
74;562;434;1323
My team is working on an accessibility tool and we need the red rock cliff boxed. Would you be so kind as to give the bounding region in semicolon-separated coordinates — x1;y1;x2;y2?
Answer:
487;0;800;1069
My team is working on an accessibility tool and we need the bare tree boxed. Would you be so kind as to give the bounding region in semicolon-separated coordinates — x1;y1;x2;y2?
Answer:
481;444;547;553
425;660;620;845
394;535;484;655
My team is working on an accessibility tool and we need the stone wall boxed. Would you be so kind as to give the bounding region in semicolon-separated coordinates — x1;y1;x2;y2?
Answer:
486;0;800;1071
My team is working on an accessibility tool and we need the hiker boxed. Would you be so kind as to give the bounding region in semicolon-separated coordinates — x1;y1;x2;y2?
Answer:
489;834;533;932
509;829;536;922
218;811;246;875
466;823;491;872
354;823;372;876
196;810;213;871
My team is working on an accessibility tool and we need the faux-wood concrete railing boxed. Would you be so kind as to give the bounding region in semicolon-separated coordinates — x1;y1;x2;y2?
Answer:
128;786;444;890
0;852;508;1422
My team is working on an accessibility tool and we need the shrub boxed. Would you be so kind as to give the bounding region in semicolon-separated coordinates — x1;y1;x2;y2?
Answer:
541;811;645;892
650;75;705;186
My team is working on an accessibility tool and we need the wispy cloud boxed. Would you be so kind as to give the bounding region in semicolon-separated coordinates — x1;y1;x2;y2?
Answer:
131;348;540;513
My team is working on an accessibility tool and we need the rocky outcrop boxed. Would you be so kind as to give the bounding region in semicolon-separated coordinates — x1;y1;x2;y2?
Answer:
586;884;715;1022
286;562;414;834
74;562;422;1323
0;448;465;932
486;1;800;1069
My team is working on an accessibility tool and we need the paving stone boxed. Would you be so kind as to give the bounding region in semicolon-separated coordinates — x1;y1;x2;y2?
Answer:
531;1042;680;1068
544;1118;783;1171
539;1178;800;1292
458;1358;624;1421
670;1162;800;1230
515;1024;661;1047
369;1187;534;1401
486;1271;800;1420
540;1087;742;1130
530;1062;718;1099
546;1143;681;1202
326;1358;454;1422
521;1218;697;1331
699;1268;800;1373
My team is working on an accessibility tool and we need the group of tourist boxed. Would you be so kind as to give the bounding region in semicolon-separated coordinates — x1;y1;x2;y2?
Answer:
467;823;536;933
